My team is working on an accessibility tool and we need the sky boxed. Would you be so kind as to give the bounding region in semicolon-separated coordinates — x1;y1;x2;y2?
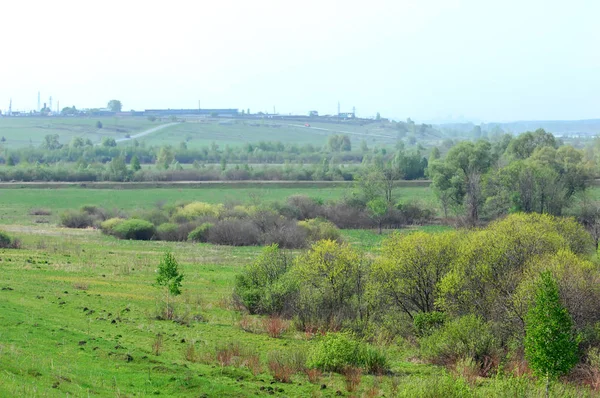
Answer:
0;0;598;122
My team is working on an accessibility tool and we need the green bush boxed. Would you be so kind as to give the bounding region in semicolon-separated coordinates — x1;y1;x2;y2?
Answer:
100;217;124;232
156;223;180;241
233;244;297;315
307;332;388;374
0;230;19;249
298;218;341;243
414;311;446;337
419;315;497;365
60;210;95;228
110;219;156;240
188;223;213;242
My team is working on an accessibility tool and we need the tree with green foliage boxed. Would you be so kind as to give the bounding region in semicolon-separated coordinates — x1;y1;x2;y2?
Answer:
108;156;128;181
42;134;62;150
371;231;459;319
506;128;558;160
293;240;368;329
107;100;122;112
101;137;117;147
130;155;141;171
155;251;184;319
525;271;578;397
428;140;494;225
6;154;16;166
70;136;85;148
367;197;388;234
156;146;175;169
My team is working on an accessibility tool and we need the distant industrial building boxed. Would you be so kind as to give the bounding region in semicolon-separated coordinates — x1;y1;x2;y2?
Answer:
144;109;239;117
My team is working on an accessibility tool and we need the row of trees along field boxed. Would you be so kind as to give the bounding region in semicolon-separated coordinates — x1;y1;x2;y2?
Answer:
3;133;421;165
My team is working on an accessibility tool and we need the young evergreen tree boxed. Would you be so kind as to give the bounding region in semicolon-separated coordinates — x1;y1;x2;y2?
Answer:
155;251;184;319
131;155;141;171
524;271;578;397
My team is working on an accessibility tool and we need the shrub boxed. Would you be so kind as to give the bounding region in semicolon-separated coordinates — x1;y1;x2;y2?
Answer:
261;219;308;249
396;201;434;225
361;345;389;375
286;195;322;220
156;223;181;241
135;209;169;226
29;208;51;216
0;230;20;249
208;219;260;246
173;202;223;222
323;202;372;229
110;219;156;240
100;217;124;234
263;316;289;338
60;210;95;228
298;218;341;243
414;311;446;337
419;315;497;366
233;244;298;315
343;366;362;392
307;333;387;374
267;350;305;383
304;368;322;384
188;223;213;242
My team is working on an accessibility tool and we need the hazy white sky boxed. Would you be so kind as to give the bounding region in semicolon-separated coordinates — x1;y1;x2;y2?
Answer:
1;0;598;122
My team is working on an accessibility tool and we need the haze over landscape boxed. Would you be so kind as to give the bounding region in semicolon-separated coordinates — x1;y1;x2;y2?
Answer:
1;0;599;122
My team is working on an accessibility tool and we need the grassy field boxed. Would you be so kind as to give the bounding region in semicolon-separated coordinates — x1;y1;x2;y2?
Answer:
0;184;596;396
0;116;400;150
0;225;452;397
0;117;158;148
130;120;398;149
0;185;437;225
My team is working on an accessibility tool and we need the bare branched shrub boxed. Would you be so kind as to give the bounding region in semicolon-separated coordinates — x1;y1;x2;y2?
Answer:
239;315;264;334
267;350;304;383
305;368;322;384
343;366;362;392
29;208;52;216
245;353;263;376
263;316;289;338
152;334;163;356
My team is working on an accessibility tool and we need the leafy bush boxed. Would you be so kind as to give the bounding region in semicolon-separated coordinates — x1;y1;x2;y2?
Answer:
396;202;434;225
234;244;297;315
307;333;387;374
100;217;124;233
414;311;446;337
109;219;156;240
60;210;95;228
188;223;213;242
134;209;170;226
0;230;20;249
298;218;341;243
156;223;181;241
419;315;497;365
173;202;223;222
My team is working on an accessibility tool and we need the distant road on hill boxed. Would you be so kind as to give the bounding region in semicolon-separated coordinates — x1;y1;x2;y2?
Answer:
114;122;180;143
